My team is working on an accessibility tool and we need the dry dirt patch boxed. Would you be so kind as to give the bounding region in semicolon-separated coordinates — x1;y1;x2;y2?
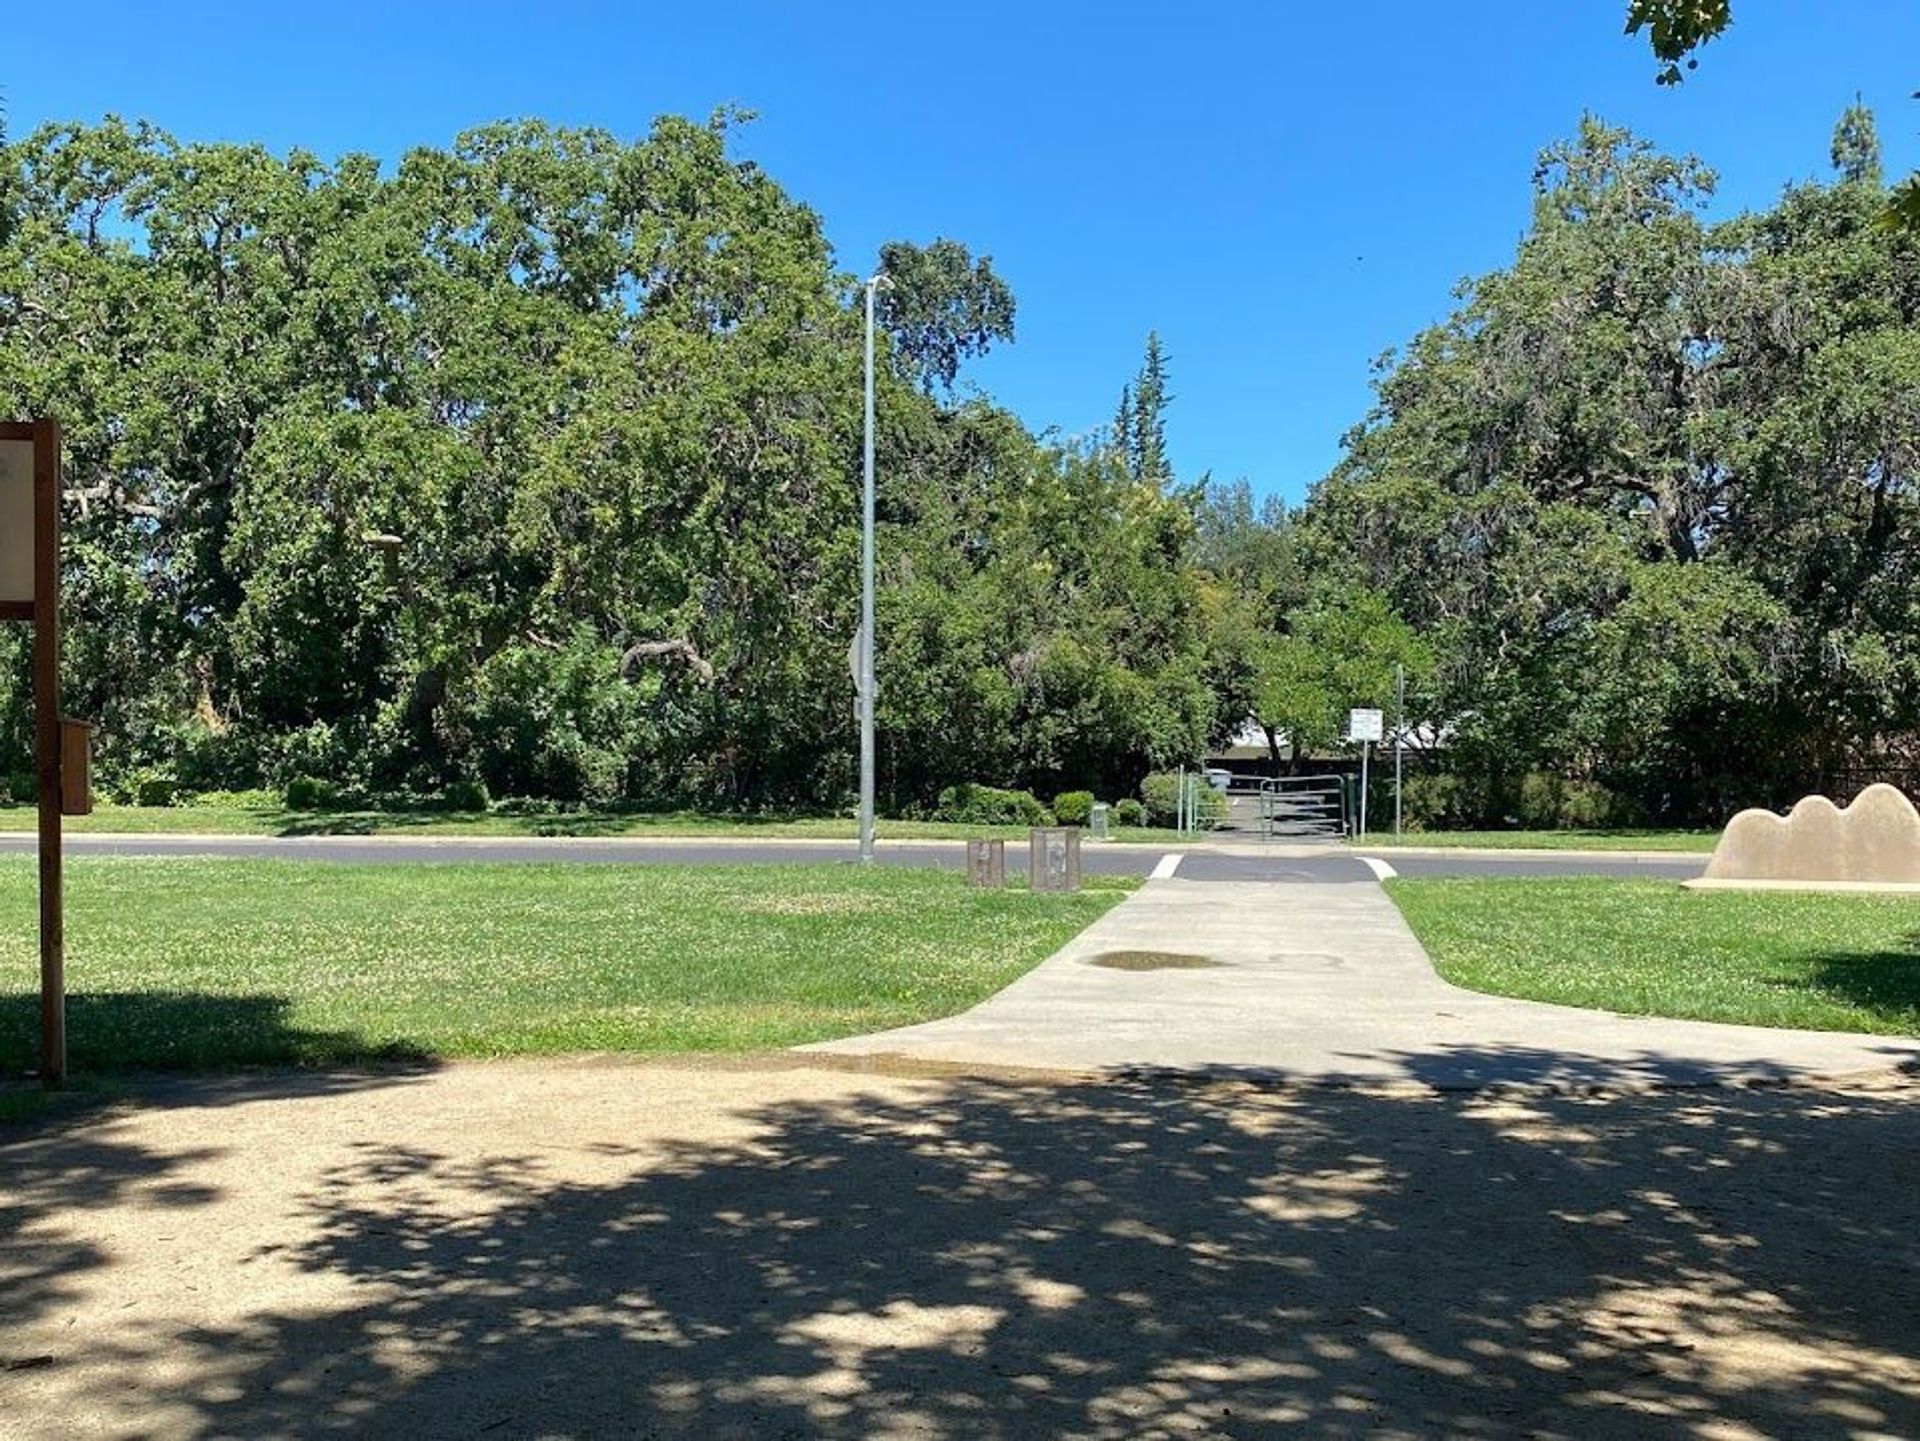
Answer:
4;1059;1919;1438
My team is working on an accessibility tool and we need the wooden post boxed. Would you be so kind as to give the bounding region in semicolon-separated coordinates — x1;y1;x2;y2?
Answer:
0;420;61;1081
33;418;63;1084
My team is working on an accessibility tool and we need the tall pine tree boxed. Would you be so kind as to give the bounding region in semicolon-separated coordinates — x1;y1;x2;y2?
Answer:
1111;382;1134;462
1130;332;1172;483
1831;99;1882;186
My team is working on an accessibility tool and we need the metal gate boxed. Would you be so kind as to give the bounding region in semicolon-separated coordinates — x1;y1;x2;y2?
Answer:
1255;775;1350;842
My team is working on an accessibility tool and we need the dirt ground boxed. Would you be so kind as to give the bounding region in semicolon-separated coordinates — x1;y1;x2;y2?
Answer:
4;1058;1919;1440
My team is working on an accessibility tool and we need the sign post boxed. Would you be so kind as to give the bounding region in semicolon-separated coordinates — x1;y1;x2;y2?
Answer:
2;420;66;1084
1348;707;1384;840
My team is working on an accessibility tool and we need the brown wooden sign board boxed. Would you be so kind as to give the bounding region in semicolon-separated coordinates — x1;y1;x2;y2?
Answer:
1;419;67;1083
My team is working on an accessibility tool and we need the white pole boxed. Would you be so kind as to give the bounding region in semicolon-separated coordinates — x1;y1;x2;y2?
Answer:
1359;740;1370;839
859;275;880;864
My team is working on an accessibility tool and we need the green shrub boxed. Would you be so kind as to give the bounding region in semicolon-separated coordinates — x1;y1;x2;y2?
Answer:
933;782;1054;827
1515;772;1565;829
1196;786;1227;828
284;776;337;810
269;722;359;794
135;776;180;808
4;771;34;805
1112;797;1146;827
1139;773;1179;826
1139;772;1226;828
462;633;641;806
1397;770;1646;832
1509;772;1643;830
99;767;180;808
1398;772;1469;831
496;795;561;816
192;788;281;810
172;722;265;795
444;779;491;813
1561;777;1642;828
1052;790;1096;826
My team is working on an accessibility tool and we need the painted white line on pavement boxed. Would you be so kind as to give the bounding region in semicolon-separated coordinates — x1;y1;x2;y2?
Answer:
1151;852;1184;880
1357;855;1397;881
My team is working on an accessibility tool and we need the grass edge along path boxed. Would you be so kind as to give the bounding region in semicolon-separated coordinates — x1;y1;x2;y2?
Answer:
1387;875;1920;1037
0;858;1133;1076
1355;828;1718;853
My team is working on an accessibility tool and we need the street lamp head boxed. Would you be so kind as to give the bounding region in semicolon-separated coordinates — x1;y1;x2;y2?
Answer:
865;271;892;290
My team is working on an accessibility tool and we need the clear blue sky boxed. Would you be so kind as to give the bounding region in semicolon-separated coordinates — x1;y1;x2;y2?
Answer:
8;2;1918;501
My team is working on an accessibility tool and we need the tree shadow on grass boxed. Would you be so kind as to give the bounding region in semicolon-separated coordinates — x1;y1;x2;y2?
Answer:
0;990;437;1076
273;811;384;836
268;809;837;840
1802;933;1920;1032
27;1055;1918;1438
273;809;477;838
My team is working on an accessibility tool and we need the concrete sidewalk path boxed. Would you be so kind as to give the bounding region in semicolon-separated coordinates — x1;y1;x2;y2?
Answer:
804;878;1920;1089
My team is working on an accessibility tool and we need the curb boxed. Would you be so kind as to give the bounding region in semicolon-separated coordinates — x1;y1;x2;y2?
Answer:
1342;844;1710;863
1156;840;1706;865
1683;877;1920;895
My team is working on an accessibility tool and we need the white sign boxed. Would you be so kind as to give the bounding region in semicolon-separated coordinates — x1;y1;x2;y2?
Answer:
1348;707;1384;743
0;438;32;605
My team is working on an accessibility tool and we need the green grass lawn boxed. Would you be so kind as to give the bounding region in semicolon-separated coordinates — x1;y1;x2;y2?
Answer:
0;802;1183;845
1357;829;1718;852
1388;876;1920;1035
0;858;1132;1074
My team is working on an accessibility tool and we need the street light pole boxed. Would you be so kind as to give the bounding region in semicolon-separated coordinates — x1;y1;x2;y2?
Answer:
859;273;883;863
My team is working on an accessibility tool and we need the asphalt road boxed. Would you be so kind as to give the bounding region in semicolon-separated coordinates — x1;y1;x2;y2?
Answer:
0;833;1710;881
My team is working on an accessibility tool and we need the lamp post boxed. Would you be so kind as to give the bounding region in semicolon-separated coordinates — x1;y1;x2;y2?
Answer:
858;272;886;863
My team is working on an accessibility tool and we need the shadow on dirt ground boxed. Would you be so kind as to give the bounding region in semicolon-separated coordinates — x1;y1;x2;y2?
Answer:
1;990;439;1074
3;1066;435;1341
4;1055;1918;1438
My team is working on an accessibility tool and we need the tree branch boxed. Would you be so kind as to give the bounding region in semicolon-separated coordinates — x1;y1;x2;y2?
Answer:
620;638;716;684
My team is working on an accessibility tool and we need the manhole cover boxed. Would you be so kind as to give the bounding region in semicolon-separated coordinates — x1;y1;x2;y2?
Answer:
1087;950;1221;971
